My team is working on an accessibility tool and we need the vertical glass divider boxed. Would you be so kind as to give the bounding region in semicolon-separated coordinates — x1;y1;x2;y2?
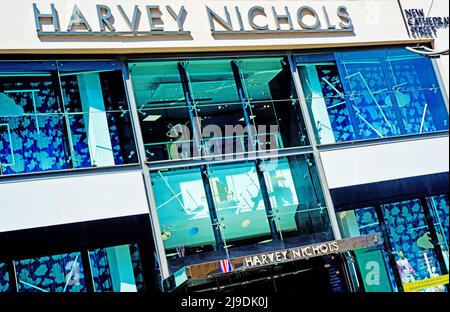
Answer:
177;62;203;158
420;197;449;278
80;249;95;292
230;59;257;151
287;53;342;240
374;204;404;292
201;165;225;251
52;65;76;169
256;159;281;241
229;59;280;241
122;62;171;283
7;260;18;293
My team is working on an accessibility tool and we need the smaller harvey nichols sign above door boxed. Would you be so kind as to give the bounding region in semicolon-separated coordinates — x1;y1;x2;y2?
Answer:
186;234;381;279
32;2;354;38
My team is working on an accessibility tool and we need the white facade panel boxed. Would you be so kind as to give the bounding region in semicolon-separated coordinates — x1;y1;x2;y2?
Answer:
320;136;450;189
0;171;150;233
0;0;411;54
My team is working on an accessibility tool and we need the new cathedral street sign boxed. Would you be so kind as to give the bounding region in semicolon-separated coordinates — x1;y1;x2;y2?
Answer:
32;2;354;38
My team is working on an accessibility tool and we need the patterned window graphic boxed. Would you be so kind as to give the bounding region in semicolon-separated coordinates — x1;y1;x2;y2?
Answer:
0;61;138;176
15;252;87;293
0;262;10;292
337;195;449;292
297;48;448;144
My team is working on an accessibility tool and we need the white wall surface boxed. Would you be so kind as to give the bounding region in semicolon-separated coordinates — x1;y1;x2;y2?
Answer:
0;171;150;233
0;0;413;54
320;136;450;189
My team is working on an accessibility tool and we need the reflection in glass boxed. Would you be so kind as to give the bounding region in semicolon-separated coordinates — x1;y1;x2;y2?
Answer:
240;57;309;148
129;61;192;162
130;57;309;162
15;252;86;292
151;168;216;254
337;207;398;292
89;244;145;292
209;161;271;243
58;61;138;167
186;59;248;157
263;155;330;238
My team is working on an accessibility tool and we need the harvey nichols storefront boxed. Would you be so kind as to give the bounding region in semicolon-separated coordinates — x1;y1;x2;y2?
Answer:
0;0;449;293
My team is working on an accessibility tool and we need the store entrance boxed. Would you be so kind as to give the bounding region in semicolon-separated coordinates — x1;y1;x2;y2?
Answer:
184;255;348;293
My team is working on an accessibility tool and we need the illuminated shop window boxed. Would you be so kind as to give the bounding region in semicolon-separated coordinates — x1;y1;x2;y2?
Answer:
296;47;448;144
0;61;138;176
89;244;145;293
130;57;309;162
14;252;86;293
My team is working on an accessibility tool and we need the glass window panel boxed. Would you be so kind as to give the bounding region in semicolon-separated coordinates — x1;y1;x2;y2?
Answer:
337;207;398;292
0;262;10;292
263;155;332;243
240;57;309;148
298;60;356;144
383;199;446;291
0;61;137;176
89;243;144;293
151;168;216;253
208;161;271;243
296;47;449;144
337;50;404;139
428;195;449;271
186;59;249;157
130;61;193;162
386;50;449;133
15;252;86;293
58;61;138;167
0;61;71;175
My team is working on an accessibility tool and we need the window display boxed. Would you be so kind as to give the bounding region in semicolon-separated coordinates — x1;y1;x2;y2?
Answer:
0;61;138;176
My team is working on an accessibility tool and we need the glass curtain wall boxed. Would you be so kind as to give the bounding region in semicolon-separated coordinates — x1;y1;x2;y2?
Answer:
0;61;138;176
149;155;333;274
296;47;449;144
129;57;309;162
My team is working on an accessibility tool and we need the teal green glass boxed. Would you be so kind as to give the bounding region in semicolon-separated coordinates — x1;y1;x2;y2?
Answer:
150;168;216;253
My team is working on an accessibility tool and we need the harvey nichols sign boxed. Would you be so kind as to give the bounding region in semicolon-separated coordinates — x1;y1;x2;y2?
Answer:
32;2;354;38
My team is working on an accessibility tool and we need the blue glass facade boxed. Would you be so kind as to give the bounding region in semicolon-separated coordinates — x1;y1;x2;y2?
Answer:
297;48;448;144
0;61;138;176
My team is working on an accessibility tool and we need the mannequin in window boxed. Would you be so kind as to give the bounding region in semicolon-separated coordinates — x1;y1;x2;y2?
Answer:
396;250;418;284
